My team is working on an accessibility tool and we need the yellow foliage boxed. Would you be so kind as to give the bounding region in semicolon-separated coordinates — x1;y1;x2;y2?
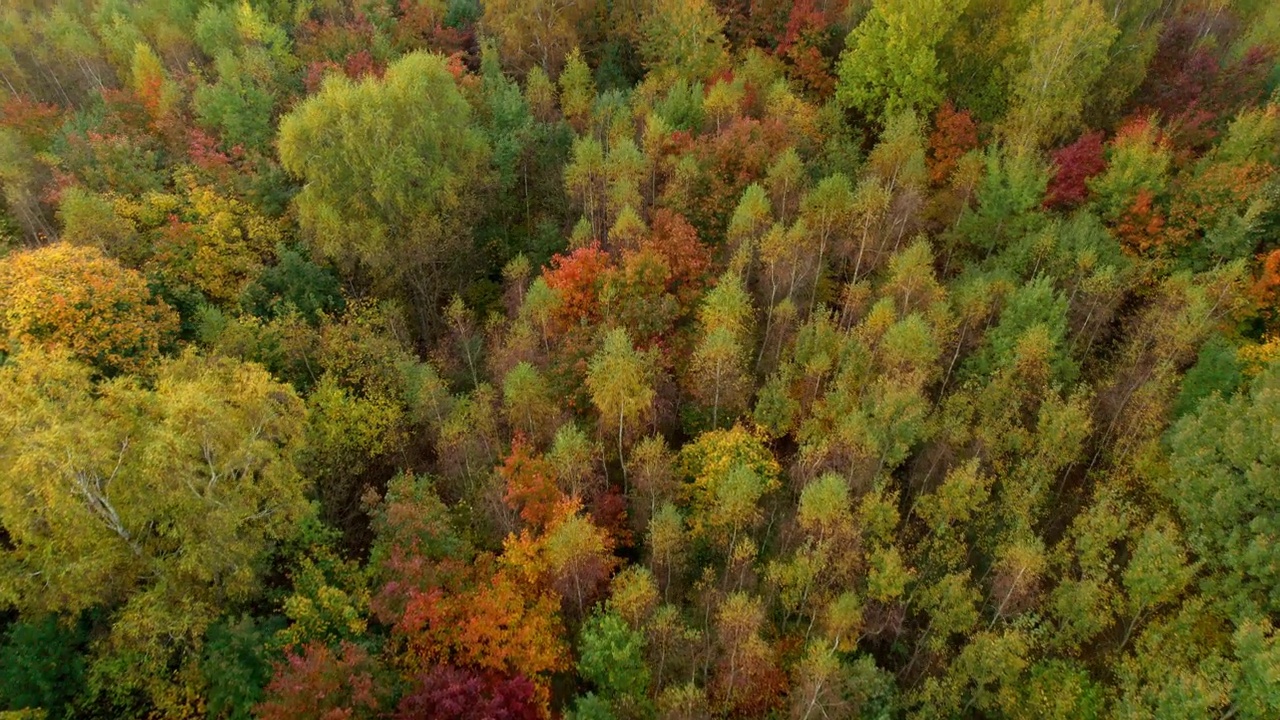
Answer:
0;242;177;374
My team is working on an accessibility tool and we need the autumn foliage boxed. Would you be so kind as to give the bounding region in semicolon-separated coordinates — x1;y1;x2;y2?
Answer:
0;242;177;373
4;2;1280;719
1044;131;1106;209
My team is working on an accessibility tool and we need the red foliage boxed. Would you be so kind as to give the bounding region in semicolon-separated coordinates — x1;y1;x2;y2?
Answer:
778;0;826;54
97;88;155;138
257;642;384;720
542;242;612;329
135;72;167;124
1133;11;1276;154
1251;249;1280;313
1215;45;1277;114
395;666;539;720
661;116;790;240
928;101;979;186
1044;131;1106;210
602;249;680;346
785;44;836;99
644;209;712;307
590;487;633;550
304;60;344;94
394;560;567;682
719;0;790;51
343;50;386;80
500;437;564;530
776;0;844;98
393;0;474;56
1115;188;1166;254
0;97;61;148
296;11;383;67
367;478;470;624
1139;16;1222;119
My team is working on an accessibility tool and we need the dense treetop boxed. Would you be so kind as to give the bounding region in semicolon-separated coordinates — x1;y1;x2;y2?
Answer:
1;1;1280;718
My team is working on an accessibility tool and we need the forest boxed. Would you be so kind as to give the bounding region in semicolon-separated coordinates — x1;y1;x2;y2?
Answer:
1;0;1279;718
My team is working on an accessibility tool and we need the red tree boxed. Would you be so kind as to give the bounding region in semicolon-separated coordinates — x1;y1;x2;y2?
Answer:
1116;188;1166;255
501;437;564;530
257;642;385;720
542;242;611;330
644;209;712;309
928;101;979;186
395;666;540;720
1045;131;1106;210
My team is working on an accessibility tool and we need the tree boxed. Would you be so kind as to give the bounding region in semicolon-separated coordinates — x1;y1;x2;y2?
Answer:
395;666;540;720
1120;517;1194;648
480;0;593;75
689;272;754;428
536;501;618;618
576;610;651;715
586;328;655;482
1087;117;1172;253
1166;358;1280;613
929;101;979;186
639;0;730;84
277;52;490;334
1044;131;1106;210
680;426;781;556
1002;0;1117;149
0;242;177;375
0;615;88;719
955;146;1050;254
0;349;309;711
712;592;783;716
835;0;968;123
503;362;558;441
194;50;277;153
257;642;385;720
559;47;595;132
393;560;569;700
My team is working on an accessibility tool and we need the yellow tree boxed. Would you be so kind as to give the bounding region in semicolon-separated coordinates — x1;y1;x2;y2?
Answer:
0;242;177;374
640;0;730;84
586;328;655;484
0;348;309;712
690;272;755;428
1002;0;1117;149
480;0;594;75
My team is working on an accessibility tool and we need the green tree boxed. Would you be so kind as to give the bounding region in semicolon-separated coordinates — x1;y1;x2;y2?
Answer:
0;348;309;712
1002;0;1118;149
586;328;655;483
277;52;491;335
835;0;968;123
575;610;651;716
640;0;729;84
1166;358;1280;614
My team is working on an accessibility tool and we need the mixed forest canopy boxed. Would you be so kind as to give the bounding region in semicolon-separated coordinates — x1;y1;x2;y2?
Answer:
2;0;1280;718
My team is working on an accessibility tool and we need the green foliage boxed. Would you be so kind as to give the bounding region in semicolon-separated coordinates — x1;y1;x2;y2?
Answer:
836;0;968;122
278;51;491;317
577;611;650;708
3;3;1280;716
967;275;1077;385
0;616;88;719
1166;359;1280;613
201;615;285;720
241;245;345;324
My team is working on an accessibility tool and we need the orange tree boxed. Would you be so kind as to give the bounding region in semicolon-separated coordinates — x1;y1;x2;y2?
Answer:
0;242;177;374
